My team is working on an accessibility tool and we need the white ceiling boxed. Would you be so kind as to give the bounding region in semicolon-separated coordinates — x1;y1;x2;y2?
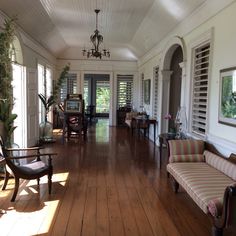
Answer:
0;0;207;61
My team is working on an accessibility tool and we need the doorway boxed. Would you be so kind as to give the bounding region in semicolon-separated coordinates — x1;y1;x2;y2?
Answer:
84;74;110;121
161;42;184;133
168;46;183;131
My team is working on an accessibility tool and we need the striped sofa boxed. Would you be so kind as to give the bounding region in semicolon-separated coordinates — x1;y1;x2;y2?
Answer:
167;140;236;236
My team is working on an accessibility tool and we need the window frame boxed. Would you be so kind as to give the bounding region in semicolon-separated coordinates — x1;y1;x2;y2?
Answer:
189;29;213;138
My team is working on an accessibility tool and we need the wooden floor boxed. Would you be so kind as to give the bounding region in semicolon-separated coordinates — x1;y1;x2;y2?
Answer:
0;119;235;236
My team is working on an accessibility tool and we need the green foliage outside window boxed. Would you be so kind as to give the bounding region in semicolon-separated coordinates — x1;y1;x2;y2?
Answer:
221;76;236;119
96;87;110;113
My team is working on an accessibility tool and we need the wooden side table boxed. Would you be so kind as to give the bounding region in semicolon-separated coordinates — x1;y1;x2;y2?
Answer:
132;116;157;143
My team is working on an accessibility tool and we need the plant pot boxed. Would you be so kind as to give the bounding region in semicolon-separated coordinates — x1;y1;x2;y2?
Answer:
39;121;53;142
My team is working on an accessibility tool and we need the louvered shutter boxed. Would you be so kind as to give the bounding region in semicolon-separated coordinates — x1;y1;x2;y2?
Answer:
191;42;211;136
60;73;77;102
153;67;159;118
117;75;133;108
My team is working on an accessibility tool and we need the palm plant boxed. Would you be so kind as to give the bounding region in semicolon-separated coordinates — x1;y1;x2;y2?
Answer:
0;18;17;145
38;64;70;122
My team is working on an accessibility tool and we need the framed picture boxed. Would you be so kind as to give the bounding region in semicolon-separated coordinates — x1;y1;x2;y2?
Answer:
144;79;150;104
218;67;236;127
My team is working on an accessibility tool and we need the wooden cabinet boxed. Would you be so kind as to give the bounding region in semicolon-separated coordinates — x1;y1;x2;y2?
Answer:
117;107;131;126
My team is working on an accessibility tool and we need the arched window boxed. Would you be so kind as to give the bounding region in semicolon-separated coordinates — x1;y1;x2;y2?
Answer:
11;35;26;147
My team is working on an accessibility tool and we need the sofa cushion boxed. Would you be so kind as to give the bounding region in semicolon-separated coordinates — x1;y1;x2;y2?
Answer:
168;140;205;156
167;162;233;214
169;154;204;163
204;150;236;181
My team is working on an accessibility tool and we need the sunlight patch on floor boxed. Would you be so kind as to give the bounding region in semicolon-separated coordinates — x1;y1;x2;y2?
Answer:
0;172;69;235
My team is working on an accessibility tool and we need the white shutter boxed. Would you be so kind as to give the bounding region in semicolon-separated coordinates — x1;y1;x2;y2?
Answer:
140;73;144;107
60;73;77;102
191;42;211;136
153;67;159;118
117;75;133;108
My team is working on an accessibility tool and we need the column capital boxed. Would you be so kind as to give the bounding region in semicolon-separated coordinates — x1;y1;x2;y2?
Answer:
179;61;187;69
161;70;173;77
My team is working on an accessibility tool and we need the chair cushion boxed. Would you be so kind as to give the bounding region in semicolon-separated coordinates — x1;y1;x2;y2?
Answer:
204;150;236;181
169;154;204;163
167;162;233;214
18;161;49;175
168;140;205;156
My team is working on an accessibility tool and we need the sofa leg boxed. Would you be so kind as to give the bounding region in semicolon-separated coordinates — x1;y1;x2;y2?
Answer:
172;179;179;193
212;226;223;236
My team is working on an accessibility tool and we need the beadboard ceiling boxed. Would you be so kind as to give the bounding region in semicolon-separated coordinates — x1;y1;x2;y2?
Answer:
0;0;206;61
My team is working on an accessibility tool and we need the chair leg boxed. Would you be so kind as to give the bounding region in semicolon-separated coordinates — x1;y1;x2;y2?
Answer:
11;177;19;202
212;226;223;236
48;171;52;194
37;178;40;185
2;170;10;190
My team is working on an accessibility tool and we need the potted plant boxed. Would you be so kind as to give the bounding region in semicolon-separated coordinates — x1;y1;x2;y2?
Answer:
38;64;70;142
0;18;17;146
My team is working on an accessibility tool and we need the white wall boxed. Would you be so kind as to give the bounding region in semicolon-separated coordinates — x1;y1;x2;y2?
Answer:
57;59;138;126
138;1;236;155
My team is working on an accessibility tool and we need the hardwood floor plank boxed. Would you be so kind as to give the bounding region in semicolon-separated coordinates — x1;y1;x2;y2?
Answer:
127;187;154;236
81;187;97;236
96;186;109;236
107;186;125;236
117;186;140;236
65;185;87;236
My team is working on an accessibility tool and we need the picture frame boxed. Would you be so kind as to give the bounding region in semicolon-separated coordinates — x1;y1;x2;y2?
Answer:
144;79;150;104
218;67;236;127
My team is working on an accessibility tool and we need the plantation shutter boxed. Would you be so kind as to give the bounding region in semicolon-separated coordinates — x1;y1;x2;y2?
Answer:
117;75;133;108
153;67;159;119
60;73;77;102
191;42;211;136
83;79;89;107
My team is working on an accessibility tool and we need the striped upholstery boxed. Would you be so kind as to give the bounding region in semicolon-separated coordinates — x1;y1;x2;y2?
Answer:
167;162;234;214
168;140;205;156
207;197;223;217
204;150;236;181
169;154;204;163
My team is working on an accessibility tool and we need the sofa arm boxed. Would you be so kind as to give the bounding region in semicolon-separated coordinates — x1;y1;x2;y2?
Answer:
168;139;205;156
209;183;236;231
169;154;205;163
208;197;223;217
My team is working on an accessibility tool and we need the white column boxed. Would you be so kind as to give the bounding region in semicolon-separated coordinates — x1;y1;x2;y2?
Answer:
179;61;187;107
160;70;173;133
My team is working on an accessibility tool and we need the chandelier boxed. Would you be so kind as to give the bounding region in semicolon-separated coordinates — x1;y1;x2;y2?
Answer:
82;9;110;59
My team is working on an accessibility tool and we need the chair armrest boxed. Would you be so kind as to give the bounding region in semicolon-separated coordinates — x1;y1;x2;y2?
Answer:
6;153;57;160
169;154;205;163
0;156;6;165
5;146;43;151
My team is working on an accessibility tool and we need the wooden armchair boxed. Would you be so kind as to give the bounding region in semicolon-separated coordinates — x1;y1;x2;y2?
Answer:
0;136;56;202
